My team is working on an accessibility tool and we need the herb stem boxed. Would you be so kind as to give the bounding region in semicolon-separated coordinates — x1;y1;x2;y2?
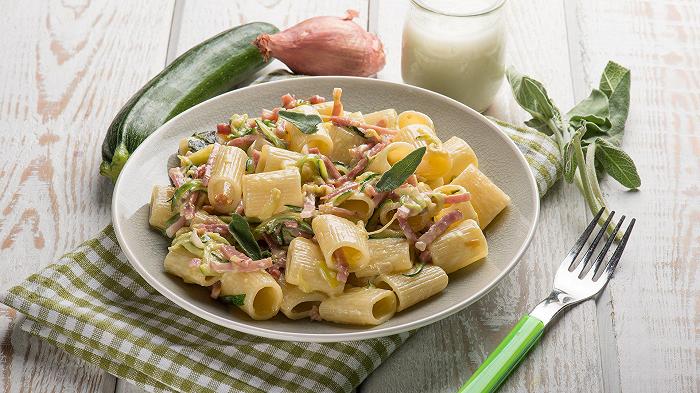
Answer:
573;142;623;240
545;118;566;156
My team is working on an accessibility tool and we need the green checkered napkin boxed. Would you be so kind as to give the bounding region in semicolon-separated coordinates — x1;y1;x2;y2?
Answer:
0;73;560;393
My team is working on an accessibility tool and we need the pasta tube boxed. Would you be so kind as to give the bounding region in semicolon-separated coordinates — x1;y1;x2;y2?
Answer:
324;122;365;163
443;136;478;183
319;287;397;325
375;264;448;311
363;108;398;129
219;270;283;320
280;283;326;320
284;105;333;155
149;185;175;230
450;164;510;228
256;145;303;172
398;110;435;132
366;142;413;173
429;219;488;273
393;124;451;180
163;247;219;286
242;169;303;219
335;192;376;223
286;237;344;296
312;214;370;272
432;184;479;228
354;238;413;277
207;145;247;214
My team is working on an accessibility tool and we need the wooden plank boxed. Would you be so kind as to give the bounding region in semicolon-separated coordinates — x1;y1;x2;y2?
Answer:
565;1;700;392
117;2;369;391
361;1;606;392
0;0;174;392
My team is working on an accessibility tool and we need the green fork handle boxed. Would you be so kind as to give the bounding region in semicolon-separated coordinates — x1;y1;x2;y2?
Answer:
457;315;545;393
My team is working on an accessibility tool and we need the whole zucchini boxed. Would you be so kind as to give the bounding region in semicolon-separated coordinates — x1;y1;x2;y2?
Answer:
100;22;279;181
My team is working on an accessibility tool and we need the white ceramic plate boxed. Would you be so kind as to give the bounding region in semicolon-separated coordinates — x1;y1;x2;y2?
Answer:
112;76;539;342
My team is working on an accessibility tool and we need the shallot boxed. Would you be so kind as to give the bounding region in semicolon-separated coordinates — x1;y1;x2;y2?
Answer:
253;10;385;76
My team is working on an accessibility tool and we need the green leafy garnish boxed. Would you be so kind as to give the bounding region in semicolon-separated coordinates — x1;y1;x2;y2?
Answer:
278;110;323;134
227;213;263;260
254;212;313;245
188;130;217;152
375;147;426;192
254;119;286;149
502;61;639;239
403;262;426;277
220;294;245;306
344;125;367;138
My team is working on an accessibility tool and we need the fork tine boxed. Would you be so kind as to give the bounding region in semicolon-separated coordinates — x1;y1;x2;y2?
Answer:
604;218;636;278
590;216;626;279
564;207;606;270
576;211;615;278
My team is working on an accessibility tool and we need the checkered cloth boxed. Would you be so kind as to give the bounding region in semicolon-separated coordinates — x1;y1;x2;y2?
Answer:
0;71;560;393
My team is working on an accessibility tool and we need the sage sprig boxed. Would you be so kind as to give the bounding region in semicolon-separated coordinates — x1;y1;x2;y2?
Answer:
278;110;323;134
501;61;640;238
375;147;426;192
227;213;264;260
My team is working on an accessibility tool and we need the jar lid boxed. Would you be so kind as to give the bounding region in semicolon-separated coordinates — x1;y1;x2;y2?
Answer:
411;0;506;17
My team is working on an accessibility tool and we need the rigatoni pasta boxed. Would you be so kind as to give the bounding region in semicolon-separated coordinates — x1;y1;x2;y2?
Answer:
450;164;510;228
149;185;175;230
286;237;344;296
208;145;247;214
150;88;509;327
319;288;397;326
375;264;448;311
430;219;488;273
280;283;326;320
242;169;303;219
312;214;370;272
354;238;413;277
219;270;283;320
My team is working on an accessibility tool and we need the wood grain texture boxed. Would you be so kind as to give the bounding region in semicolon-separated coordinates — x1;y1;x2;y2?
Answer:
0;0;174;392
118;2;369;392
565;1;700;392
361;1;604;392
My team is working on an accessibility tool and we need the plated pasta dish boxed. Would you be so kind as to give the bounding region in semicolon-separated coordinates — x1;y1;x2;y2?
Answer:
149;88;511;326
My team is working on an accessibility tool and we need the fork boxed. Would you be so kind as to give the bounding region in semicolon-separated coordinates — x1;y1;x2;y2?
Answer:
457;208;635;393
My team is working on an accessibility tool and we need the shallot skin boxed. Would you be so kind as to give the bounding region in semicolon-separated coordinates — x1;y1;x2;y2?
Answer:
254;10;385;77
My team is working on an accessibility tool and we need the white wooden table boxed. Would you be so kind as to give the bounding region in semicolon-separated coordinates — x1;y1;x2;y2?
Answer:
1;1;697;392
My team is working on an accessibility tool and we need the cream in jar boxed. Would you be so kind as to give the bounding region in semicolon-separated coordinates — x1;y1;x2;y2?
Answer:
402;0;507;112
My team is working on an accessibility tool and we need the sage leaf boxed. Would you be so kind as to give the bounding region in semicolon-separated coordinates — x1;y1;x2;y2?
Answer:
594;138;640;189
278;110;323;134
604;63;631;139
524;118;550;134
506;67;561;124
227;213;263;260
375;147;426;192
567;89;612;134
220;294;245;306
599;61;629;98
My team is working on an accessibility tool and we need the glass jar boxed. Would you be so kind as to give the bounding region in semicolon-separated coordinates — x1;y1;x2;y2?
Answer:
401;0;507;112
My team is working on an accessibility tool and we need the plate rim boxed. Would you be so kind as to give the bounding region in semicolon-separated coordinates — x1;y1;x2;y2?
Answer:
112;76;540;342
